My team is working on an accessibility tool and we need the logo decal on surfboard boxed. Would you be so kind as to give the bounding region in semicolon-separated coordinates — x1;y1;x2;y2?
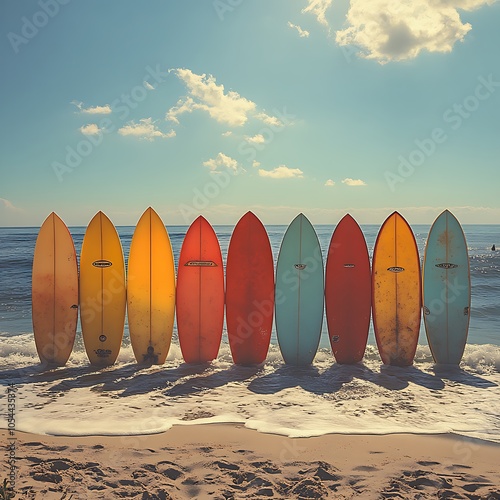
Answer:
435;263;458;269
343;264;355;268
387;266;405;273
99;335;107;342
331;335;340;343
94;349;112;357
92;260;112;268
185;261;217;267
464;306;470;316
294;264;307;270
423;306;430;315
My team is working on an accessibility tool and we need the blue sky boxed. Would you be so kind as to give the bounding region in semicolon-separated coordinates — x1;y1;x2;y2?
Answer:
1;0;499;226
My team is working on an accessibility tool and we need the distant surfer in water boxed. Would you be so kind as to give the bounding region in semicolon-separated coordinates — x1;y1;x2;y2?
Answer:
492;244;496;251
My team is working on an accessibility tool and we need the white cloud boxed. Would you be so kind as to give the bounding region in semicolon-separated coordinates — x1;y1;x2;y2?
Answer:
335;0;497;63
118;118;176;141
0;198;22;212
302;0;333;30
288;21;310;38
167;69;256;127
342;178;366;186
325;179;335;186
143;81;155;90
203;152;240;173
252;160;261;168
165;97;196;124
222;131;232;137
167;69;286;129
79;124;102;136
254;112;283;127
258;166;304;179
246;134;266;145
72;101;112;114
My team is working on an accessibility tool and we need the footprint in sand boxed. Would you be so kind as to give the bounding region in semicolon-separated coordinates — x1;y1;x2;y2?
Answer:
353;465;380;472
417;460;440;466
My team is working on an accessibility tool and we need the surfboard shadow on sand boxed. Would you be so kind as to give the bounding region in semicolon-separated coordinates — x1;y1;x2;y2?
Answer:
162;364;263;398
247;362;496;395
0;358;495;399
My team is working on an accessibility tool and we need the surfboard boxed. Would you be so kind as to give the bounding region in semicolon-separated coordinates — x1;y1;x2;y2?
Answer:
80;211;126;366
423;210;471;364
127;207;175;365
325;214;371;364
226;211;274;365
176;216;224;363
32;212;78;366
372;211;421;366
275;213;324;366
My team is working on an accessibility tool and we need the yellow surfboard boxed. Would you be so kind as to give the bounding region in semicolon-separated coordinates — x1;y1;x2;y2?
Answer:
80;211;126;366
127;207;175;364
372;211;421;366
32;212;78;366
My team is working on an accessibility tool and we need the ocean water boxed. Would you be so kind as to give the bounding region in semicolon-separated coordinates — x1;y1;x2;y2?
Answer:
1;223;499;443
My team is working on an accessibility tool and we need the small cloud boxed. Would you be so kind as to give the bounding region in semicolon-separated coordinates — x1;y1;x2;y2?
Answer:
118;118;175;141
203;152;240;173
72;101;112;114
222;131;232;137
79;124;102;136
288;21;310;38
0;198;23;212
246;133;266;145
167;69;256;127
325;179;335;187
342;178;366;186
254;112;283;127
252;160;261;168
258;165;304;179
302;0;333;30
143;81;155;90
167;68;290;131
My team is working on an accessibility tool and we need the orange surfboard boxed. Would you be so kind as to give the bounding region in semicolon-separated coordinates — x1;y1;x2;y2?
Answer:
372;212;421;366
176;216;224;363
226;212;274;365
32;213;78;366
325;214;371;364
127;207;176;365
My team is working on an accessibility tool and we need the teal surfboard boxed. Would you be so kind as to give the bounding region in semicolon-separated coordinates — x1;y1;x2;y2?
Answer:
275;213;324;365
423;210;471;364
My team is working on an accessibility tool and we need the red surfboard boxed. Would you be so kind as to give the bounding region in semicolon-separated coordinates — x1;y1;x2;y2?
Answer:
325;214;371;364
226;212;274;365
176;216;224;363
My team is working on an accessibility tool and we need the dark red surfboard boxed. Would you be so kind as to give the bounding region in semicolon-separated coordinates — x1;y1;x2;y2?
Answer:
325;214;371;364
226;211;274;365
176;216;225;363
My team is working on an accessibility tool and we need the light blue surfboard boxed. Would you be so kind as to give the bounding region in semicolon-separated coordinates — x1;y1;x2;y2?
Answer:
423;210;471;364
275;213;324;365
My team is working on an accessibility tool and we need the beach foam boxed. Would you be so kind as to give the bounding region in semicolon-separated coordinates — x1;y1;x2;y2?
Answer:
1;333;499;443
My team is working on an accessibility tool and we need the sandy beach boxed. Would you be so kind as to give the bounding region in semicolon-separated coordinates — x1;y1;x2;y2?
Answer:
2;425;499;499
